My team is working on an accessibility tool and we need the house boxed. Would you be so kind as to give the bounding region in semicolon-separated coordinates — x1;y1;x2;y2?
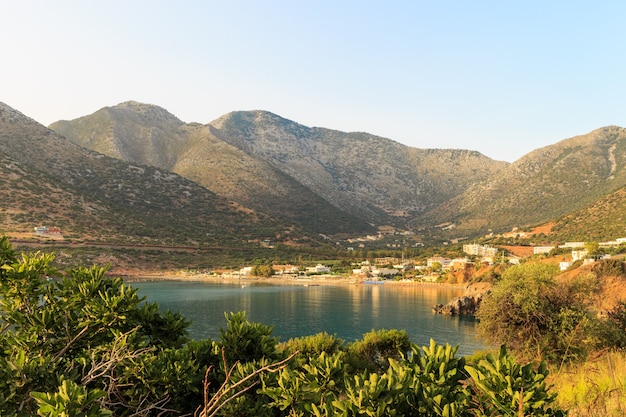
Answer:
273;264;299;275
374;257;399;266
34;226;48;234
33;226;63;236
533;246;554;255
239;266;253;276
372;268;400;278
306;264;331;274
451;257;471;269
427;257;453;270
561;242;586;249
463;244;498;257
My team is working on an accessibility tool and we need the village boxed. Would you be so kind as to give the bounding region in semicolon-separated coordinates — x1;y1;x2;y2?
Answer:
213;237;626;284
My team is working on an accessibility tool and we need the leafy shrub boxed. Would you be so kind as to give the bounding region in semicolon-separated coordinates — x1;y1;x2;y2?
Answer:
219;311;279;364
278;331;345;366
477;262;600;363
262;351;346;416
346;328;411;372
593;258;626;277
466;345;566;416
404;340;470;416
30;379;111;417
0;238;197;415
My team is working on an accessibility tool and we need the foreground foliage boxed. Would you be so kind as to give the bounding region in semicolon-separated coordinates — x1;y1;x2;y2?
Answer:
551;350;626;417
0;237;569;416
477;261;626;364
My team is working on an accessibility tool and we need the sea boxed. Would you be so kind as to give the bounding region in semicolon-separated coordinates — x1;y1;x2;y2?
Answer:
130;280;487;356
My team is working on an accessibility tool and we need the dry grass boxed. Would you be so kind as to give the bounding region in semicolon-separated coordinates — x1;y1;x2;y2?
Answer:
550;350;626;416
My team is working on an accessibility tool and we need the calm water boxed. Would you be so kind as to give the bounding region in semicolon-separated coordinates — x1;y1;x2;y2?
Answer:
131;281;487;356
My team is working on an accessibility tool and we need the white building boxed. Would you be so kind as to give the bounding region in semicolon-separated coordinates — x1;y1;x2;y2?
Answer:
463;244;498;257
561;242;586;249
533;246;554;255
306;264;331;274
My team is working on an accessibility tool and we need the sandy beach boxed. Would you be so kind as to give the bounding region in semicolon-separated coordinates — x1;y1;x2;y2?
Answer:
119;269;470;290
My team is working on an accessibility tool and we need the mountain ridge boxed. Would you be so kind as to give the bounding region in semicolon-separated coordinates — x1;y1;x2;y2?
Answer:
51;102;507;232
418;125;626;237
0;101;308;247
6;99;626;246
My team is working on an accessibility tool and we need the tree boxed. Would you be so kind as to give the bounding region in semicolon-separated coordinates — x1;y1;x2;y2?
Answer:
0;236;201;416
251;264;273;278
585;241;600;256
477;262;599;363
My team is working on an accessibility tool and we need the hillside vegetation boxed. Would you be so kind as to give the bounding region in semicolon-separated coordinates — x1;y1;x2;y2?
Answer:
419;126;626;237
7;99;626;251
51;102;626;243
550;187;626;242
0;102;297;247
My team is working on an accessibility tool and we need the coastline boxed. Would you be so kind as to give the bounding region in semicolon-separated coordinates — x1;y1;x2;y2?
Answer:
118;269;470;290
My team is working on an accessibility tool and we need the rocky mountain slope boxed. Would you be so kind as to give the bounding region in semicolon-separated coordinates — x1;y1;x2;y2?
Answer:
549;186;626;242
420;126;626;237
209;110;507;223
51;102;507;231
26;100;626;244
0;102;298;246
51;103;374;236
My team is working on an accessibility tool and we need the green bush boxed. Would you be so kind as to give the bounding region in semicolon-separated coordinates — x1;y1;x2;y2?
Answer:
219;311;279;364
31;379;111;417
477;262;600;363
279;332;343;354
592;258;626;277
466;345;566;416
262;351;346;416
346;328;411;373
404;340;470;416
0;236;196;415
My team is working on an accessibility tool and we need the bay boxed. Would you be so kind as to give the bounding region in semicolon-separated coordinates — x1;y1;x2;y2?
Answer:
131;280;487;356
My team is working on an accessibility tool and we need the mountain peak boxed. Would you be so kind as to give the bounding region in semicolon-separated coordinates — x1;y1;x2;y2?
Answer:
210;110;297;130
0;102;39;125
106;101;184;125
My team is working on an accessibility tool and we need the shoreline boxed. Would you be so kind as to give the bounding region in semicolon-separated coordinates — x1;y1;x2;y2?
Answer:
118;270;470;290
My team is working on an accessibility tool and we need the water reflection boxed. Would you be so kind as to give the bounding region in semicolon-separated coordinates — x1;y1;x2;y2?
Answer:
132;281;486;356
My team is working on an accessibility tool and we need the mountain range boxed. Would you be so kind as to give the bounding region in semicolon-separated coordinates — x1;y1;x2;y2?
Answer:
3;100;626;247
0;102;292;246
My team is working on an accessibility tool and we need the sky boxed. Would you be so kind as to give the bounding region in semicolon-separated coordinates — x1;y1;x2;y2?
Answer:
2;1;626;162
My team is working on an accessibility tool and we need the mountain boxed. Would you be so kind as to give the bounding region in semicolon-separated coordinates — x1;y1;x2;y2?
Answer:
51;102;507;232
420;126;626;237
44;100;626;244
50;102;373;236
208;111;507;222
549;186;626;242
0;102;296;246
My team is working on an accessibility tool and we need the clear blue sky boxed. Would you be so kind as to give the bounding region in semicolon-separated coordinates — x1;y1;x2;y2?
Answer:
3;1;626;162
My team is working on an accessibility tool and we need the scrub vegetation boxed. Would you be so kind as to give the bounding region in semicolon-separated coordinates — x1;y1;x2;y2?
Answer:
2;237;625;416
0;236;565;416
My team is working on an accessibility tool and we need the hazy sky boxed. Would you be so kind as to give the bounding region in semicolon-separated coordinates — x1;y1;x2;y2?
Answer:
3;1;626;162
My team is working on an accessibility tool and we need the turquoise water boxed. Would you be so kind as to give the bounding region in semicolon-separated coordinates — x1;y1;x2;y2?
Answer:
131;280;486;356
